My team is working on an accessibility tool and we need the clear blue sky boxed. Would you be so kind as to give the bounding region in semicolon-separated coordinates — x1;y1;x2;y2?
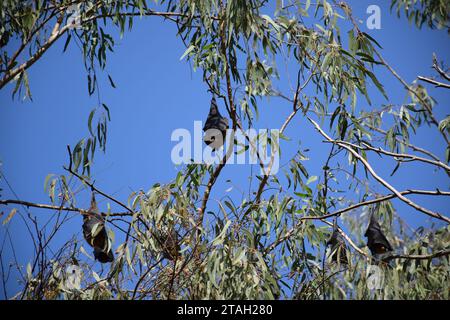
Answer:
0;1;449;298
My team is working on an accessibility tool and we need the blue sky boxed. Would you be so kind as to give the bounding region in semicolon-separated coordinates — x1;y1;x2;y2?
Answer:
0;1;449;298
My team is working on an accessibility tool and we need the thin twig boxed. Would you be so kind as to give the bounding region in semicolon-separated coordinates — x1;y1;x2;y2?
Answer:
417;76;450;89
385;249;450;261
0;199;130;217
308;117;450;224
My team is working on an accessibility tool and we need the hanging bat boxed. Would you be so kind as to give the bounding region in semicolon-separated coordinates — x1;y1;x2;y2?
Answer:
326;219;348;264
82;192;114;263
203;96;229;151
365;213;393;256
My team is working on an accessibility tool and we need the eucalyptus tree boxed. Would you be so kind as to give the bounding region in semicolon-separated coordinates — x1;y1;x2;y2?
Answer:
0;0;449;300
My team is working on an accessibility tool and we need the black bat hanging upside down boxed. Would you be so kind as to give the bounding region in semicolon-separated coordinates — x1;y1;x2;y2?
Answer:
203;96;229;151
326;219;348;264
365;213;393;256
82;192;114;263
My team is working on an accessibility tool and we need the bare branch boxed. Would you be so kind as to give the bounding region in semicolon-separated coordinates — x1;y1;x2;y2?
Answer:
64;146;133;214
334;140;450;173
432;54;450;81
308;117;450;224
417;76;450;89
0;199;130;217
386;249;450;261
373;48;449;145
302;189;450;221
0;15;68;90
364;123;442;163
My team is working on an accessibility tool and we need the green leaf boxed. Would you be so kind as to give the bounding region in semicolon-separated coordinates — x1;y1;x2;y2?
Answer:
212;220;231;246
108;74;116;88
63;34;72;52
87;109;96;136
43;174;55;193
306;176;318;185
179;45;196;61
438;116;450;133
362;32;382;49
261;15;279;31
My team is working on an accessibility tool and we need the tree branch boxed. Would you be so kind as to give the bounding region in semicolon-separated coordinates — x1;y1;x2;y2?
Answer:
1;21;68;89
252;67;308;206
264;189;449;255
386;249;450;261
64;146;133;214
197;5;237;225
0;199;130;217
308;117;450;224
0;6;205;90
432;54;450;81
373;48;450;145
302;189;450;221
364;123;442;163
334;140;450;173
417;76;450;89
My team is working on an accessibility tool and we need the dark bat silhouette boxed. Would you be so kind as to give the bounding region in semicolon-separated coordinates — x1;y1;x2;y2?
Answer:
326;220;348;264
364;213;393;256
203;96;229;151
82;192;114;263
